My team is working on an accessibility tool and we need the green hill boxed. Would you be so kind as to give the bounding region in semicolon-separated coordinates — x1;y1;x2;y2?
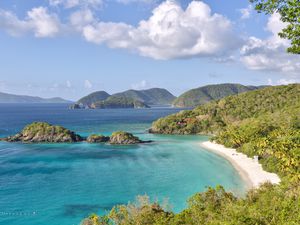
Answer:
112;88;176;105
151;84;299;134
71;88;175;109
77;91;111;106
0;92;71;103
91;95;149;109
172;83;267;107
82;84;300;225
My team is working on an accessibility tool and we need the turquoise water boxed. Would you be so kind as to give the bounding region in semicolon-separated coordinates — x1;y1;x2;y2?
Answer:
0;104;246;225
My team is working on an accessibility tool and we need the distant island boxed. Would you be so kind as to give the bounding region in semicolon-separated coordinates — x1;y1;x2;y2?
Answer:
0;91;72;104
172;83;268;107
70;84;269;110
1;122;150;145
69;88;176;109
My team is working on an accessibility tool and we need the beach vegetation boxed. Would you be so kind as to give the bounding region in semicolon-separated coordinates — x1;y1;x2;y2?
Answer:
82;84;300;224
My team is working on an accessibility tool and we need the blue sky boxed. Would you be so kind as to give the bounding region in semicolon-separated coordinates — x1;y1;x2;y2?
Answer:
0;0;299;100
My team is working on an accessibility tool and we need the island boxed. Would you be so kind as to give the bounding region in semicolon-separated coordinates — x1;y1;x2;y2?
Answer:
86;134;110;143
0;122;151;145
69;88;176;109
1;122;83;143
109;131;146;144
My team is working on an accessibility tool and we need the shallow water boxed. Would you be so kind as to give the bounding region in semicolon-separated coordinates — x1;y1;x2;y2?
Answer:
0;104;246;225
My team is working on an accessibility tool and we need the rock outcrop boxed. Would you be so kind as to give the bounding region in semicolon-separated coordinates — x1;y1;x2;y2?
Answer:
87;134;110;143
2;122;82;143
109;131;144;145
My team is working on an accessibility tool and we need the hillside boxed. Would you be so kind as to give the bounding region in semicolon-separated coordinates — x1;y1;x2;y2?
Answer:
172;83;267;107
0;92;71;103
77;91;111;106
151;84;299;134
82;84;300;225
113;88;176;105
91;95;149;109
71;88;175;109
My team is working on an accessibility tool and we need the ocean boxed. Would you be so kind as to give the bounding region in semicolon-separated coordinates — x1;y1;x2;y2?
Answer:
0;104;246;225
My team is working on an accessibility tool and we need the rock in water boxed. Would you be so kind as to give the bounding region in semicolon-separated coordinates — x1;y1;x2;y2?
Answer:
87;134;110;143
109;131;143;145
3;122;82;143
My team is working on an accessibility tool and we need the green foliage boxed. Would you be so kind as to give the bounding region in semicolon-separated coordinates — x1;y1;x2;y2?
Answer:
80;196;174;225
113;88;175;105
82;84;300;225
19;122;82;142
250;0;300;54
92;96;149;109
86;134;110;143
151;84;300;134
82;182;300;225
110;131;142;144
172;83;266;108
22;122;72;137
77;91;111;106
76;88;175;109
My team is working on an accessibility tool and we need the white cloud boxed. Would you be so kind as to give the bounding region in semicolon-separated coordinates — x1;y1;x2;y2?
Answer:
49;0;102;9
69;9;94;31
0;7;61;37
239;5;252;19
82;0;241;59
84;80;93;89
27;7;60;37
131;80;151;90
240;13;300;76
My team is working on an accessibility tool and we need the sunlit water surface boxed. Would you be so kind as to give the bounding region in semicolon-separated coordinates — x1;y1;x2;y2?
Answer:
0;104;246;225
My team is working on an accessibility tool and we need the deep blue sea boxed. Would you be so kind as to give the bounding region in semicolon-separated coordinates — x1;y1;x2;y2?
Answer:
0;104;246;225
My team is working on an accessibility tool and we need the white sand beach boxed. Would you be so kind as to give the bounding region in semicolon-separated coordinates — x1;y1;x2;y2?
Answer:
200;141;281;189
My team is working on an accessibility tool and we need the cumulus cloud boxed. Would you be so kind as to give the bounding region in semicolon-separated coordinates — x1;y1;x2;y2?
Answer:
0;7;61;37
69;9;94;30
82;0;241;59
240;13;300;75
239;5;252;19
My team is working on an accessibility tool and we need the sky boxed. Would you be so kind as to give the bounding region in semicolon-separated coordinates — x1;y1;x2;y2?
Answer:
0;0;299;100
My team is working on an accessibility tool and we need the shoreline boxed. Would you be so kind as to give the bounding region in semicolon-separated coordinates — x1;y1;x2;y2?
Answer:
200;141;281;189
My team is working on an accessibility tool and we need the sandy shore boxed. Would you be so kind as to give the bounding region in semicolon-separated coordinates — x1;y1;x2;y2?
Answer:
200;141;281;189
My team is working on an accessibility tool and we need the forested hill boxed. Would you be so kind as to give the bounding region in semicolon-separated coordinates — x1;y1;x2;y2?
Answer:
71;88;176;109
151;84;300;134
172;83;267;108
82;84;300;225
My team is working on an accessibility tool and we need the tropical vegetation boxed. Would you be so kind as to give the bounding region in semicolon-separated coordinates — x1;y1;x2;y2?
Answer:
172;83;266;108
81;84;300;225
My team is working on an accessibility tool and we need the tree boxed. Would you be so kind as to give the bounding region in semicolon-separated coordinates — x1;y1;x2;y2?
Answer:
250;0;300;54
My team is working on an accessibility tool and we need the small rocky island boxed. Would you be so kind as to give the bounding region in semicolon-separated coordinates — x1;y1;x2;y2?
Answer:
0;122;151;145
2;122;82;143
109;131;145;144
86;134;110;143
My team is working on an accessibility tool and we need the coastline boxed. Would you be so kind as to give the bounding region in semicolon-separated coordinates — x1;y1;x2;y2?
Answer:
200;141;281;189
